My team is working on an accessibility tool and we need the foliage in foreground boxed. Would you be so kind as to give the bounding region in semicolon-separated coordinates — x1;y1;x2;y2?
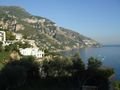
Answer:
113;81;120;90
0;55;114;90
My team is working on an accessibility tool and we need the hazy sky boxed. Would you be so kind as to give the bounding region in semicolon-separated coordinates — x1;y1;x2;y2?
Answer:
0;0;120;44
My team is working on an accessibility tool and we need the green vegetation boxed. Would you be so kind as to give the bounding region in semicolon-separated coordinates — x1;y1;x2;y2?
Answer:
113;81;120;90
4;41;31;52
6;31;16;40
0;51;10;69
0;51;10;61
0;29;16;40
0;6;31;18
0;41;3;52
88;57;102;70
14;41;31;49
0;53;114;90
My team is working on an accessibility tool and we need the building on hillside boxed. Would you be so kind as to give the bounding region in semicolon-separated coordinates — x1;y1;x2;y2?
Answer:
0;31;6;42
83;39;97;46
0;31;6;45
19;48;44;58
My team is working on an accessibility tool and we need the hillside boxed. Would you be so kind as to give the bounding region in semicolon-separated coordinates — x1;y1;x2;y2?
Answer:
0;6;100;51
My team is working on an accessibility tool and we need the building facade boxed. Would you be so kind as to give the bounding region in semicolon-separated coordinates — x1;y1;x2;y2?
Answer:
0;31;6;42
19;48;44;58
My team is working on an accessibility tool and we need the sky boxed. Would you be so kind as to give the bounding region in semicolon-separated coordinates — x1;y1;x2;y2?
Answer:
0;0;120;44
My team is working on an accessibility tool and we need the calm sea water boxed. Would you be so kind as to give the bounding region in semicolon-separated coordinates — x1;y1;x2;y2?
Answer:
80;46;120;80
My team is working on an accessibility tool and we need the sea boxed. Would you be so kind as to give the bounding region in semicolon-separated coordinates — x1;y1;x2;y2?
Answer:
80;45;120;80
60;45;120;80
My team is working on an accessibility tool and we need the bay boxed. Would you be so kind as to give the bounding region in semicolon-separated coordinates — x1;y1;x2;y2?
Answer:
80;46;120;80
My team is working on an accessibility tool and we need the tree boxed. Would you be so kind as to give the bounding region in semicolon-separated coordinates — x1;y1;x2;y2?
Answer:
82;57;114;90
4;43;19;52
87;57;102;70
6;31;16;40
0;57;40;90
83;57;102;86
42;56;73;77
14;41;31;49
22;35;27;39
72;53;85;73
4;45;10;52
0;64;27;89
113;81;120;90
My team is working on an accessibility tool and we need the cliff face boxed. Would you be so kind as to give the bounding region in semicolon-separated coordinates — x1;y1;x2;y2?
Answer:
0;6;100;50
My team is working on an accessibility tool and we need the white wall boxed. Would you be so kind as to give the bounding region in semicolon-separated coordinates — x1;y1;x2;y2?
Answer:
19;48;44;58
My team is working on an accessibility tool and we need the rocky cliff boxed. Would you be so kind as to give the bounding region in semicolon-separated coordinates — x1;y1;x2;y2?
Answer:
0;6;100;50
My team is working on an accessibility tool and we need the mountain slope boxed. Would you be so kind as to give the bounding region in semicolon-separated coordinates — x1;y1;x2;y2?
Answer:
0;6;100;50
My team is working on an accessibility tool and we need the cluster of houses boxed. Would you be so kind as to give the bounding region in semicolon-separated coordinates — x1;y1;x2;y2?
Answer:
82;39;98;46
0;31;44;59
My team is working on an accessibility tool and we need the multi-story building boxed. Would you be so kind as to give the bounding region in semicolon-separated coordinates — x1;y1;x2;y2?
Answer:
19;48;44;58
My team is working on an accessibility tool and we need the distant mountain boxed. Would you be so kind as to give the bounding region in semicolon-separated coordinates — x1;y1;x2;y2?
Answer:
103;45;120;47
0;6;100;51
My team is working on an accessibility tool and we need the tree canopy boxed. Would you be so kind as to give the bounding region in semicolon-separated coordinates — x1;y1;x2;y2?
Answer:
0;54;114;90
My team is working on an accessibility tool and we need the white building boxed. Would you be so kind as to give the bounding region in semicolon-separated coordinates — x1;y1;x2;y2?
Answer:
0;31;6;42
19;48;44;58
0;31;6;46
83;39;93;45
